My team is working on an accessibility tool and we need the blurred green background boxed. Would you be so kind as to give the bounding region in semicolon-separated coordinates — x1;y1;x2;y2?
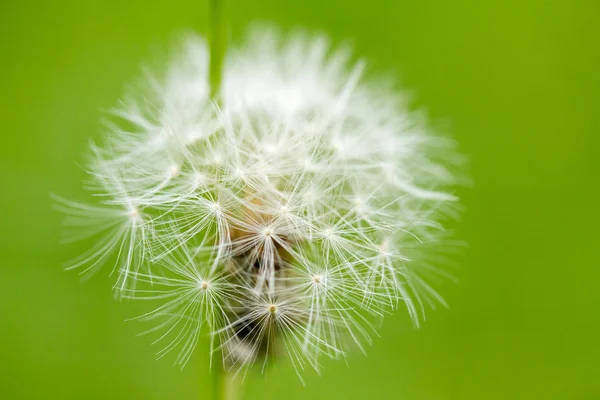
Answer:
1;0;598;399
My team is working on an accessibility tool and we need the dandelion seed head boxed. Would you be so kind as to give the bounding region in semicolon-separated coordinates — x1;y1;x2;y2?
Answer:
57;25;465;379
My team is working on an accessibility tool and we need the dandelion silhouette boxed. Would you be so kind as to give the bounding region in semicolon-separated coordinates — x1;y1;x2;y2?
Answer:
55;23;464;391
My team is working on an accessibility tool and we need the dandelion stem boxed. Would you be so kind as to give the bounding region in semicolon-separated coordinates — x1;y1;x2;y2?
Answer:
212;355;239;400
209;0;226;100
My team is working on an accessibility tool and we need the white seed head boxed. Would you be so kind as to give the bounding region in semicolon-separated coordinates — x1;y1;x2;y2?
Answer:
57;25;465;379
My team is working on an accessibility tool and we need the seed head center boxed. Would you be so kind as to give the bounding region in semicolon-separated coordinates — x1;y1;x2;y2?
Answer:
169;164;180;178
323;227;334;238
209;202;221;213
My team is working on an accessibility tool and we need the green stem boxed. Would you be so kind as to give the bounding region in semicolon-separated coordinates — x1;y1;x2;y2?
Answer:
212;356;238;400
209;0;226;100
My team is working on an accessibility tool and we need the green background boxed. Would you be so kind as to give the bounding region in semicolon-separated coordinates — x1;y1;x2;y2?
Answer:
1;0;598;399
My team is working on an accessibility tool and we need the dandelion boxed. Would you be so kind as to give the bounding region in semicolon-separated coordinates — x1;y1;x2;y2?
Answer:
56;10;464;399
